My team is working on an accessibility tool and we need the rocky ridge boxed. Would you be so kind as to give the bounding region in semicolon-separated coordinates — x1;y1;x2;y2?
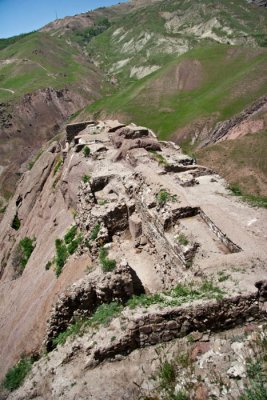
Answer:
0;119;266;398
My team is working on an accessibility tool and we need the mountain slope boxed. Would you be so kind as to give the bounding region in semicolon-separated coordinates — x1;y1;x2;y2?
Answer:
81;45;267;139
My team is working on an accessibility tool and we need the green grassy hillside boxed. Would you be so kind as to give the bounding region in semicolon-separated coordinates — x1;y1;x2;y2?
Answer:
86;0;267;86
81;45;267;140
197;130;267;202
0;32;100;102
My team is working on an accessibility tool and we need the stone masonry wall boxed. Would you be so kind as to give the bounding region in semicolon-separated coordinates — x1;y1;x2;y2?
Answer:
89;287;267;367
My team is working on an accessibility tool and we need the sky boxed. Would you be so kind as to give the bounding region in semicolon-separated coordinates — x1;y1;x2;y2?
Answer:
0;0;122;38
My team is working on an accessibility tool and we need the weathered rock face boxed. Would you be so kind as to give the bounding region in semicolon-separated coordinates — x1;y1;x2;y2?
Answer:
0;87;98;207
201;95;267;146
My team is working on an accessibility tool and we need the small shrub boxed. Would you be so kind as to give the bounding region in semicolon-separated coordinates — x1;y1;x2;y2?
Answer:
87;302;123;327
156;189;170;205
218;271;230;282
90;224;101;241
53;158;63;176
176;233;189;246
64;225;77;244
3;357;34;391
11;214;21;230
83;146;91;157
52;319;84;347
99;247;116;272
18;237;35;270
67;234;83;255
82;174;91;183
159;361;176;388
55;239;68;277
156;189;177;206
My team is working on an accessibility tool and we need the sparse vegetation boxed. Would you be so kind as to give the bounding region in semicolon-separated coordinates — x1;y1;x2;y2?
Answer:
3;356;34;391
156;189;177;206
82;174;91;183
240;340;267;400
83;146;91;157
16;236;35;273
11;214;21;230
64;226;77;244
149;150;168;166
127;281;224;309
90;223;101;241
218;271;230;282
229;184;267;209
55;239;68;277
53;157;63;176
54;225;82;276
52;302;122;348
99;247;116;272
176;233;189;246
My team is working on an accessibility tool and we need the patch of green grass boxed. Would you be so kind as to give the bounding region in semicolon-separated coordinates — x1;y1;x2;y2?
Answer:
67;234;83;255
218;271;230;282
55;239;68;277
229;184;267;208
52;318;84;347
18;237;35;270
64;225;77;245
53;157;63;176
156;189;177;206
11;214;21;230
149;150;168;166
88;302;123;327
176;233;189;246
54;226;82;276
82;174;91;183
52;302;122;348
99;247;116;272
3;356;34;391
127;280;224;309
83;146;91;157
90;223;101;241
159;362;176;387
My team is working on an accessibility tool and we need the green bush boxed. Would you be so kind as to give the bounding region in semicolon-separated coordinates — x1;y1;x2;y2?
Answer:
3;357;34;391
83;146;91;157
11;214;21;230
90;224;101;241
176;233;189;246
99;247;116;272
159;362;176;388
156;190;177;206
82;174;91;183
55;239;68;277
19;237;35;269
67;234;83;255
64;226;77;244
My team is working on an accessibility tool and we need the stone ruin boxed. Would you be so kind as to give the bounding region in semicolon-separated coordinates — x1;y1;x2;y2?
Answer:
45;118;266;353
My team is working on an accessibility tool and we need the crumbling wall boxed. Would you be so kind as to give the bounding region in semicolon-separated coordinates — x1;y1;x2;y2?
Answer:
88;285;267;367
45;263;144;350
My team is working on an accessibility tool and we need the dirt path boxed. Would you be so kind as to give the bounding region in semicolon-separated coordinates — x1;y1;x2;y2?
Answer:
0;88;15;94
